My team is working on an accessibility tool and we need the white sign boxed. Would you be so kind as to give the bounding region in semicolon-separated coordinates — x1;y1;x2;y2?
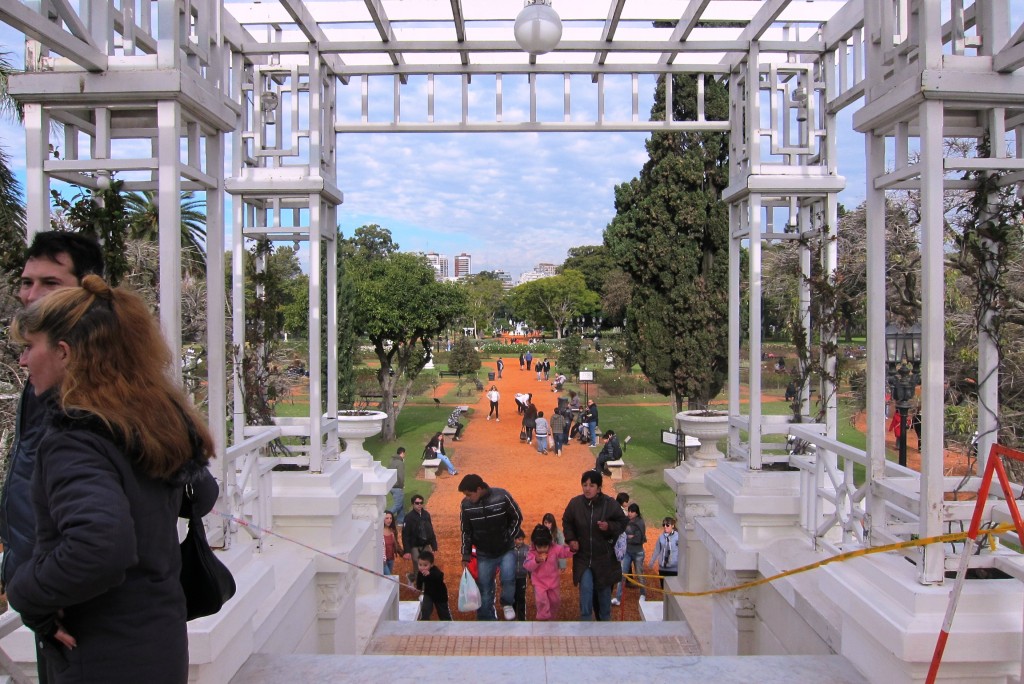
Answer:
662;431;701;448
578;370;594;382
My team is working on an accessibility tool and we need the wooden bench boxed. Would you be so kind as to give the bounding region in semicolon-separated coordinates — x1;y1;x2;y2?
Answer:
442;426;458;436
438;370;461;378
421;458;442;479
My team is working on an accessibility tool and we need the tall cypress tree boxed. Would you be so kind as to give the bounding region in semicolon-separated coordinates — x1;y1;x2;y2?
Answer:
604;74;730;410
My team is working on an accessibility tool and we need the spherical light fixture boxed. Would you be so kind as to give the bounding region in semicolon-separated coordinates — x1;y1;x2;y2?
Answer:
514;0;562;55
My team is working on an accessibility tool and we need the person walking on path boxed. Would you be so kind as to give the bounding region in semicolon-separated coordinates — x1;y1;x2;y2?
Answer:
524;524;574;621
616;503;647;604
584;400;600;446
389;447;407;524
383;511;403;575
525;350;533;371
515;392;530;415
512;530;529;621
402;495;439;582
649;517;681;589
543;359;551;381
519;352;525;370
562;470;627;621
522;395;538;444
535;361;543;382
550;408;568;456
534;411;550;454
414;550;452;621
458;474;524;621
487;385;500;422
496;358;504;379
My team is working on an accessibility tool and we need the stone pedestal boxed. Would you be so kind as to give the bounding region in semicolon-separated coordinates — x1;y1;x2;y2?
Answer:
665;461;717;593
699;461;803;656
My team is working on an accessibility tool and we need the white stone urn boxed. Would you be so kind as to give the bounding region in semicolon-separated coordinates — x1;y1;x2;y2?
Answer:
676;409;729;464
337;410;387;468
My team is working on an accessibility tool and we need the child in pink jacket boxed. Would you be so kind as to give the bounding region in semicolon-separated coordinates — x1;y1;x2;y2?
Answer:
523;524;574;620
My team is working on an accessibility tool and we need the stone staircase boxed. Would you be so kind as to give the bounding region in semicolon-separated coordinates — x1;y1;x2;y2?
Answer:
230;619;868;683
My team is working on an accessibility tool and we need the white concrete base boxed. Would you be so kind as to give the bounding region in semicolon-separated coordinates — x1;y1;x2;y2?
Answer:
824;553;1024;683
665;461;720;593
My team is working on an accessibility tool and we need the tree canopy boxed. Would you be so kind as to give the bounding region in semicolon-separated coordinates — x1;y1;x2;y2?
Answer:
348;247;468;439
460;273;506;338
508;269;600;339
605;73;730;410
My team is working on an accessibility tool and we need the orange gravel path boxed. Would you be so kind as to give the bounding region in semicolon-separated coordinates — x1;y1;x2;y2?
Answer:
399;361;652;620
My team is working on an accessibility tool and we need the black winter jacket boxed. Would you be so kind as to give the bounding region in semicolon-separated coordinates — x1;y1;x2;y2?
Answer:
561;492;627;588
460;487;523;561
0;384;51;590
402;508;437;551
6;409;218;684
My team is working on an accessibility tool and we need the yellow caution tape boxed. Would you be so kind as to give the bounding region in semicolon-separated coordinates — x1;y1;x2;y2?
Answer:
625;523;1018;598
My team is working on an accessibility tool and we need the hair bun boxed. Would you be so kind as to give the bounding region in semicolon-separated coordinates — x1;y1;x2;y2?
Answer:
81;274;112;299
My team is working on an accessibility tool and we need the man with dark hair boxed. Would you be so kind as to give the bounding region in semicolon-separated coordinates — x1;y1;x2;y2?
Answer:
595;430;622;476
401;495;438;583
2;231;103;682
562;470;627;621
458;474;523;621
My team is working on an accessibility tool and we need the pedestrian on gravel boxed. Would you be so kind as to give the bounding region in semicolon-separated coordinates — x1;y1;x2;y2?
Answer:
523;524;573;621
615;503;647;604
487;385;500;421
525;350;533;371
550;408;568;456
515;392;530;415
519;352;525;370
541;513;568;571
536;361;543;382
402;495;438;582
649;517;680;588
497;357;504;379
522;395;538;444
543;359;551;381
389;447;407;524
562;470;627;621
534;411;550;454
415;550;452;621
584;400;599;446
383;510;403;576
458;474;524;621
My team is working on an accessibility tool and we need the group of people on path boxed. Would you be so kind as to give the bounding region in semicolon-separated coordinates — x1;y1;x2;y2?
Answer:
383;469;681;622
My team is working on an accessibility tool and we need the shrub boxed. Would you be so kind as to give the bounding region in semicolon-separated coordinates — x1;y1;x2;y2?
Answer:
600;374;656;396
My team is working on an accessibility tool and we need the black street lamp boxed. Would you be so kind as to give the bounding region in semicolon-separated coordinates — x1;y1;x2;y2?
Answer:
886;323;922;468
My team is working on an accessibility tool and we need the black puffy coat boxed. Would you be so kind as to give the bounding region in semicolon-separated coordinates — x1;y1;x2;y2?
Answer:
6;410;218;684
561;492;627;588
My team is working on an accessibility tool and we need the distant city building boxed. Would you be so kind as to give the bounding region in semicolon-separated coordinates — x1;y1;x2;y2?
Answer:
492;270;515;289
424;252;449;279
537;262;558;277
454;253;472;278
518;270;546;285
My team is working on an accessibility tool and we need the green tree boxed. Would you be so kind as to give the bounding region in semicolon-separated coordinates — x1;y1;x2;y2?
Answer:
508;270;600;339
461;273;506;339
448;336;481;376
559;245;615;296
50;181;131;285
605;73;730;411
0;51;25;279
349;250;468;440
557;334;585;378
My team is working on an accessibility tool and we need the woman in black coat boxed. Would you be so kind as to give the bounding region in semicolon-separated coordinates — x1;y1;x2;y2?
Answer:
9;276;219;683
561;470;627;621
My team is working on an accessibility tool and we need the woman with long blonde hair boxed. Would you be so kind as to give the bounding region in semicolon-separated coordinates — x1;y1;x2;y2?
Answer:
7;275;218;683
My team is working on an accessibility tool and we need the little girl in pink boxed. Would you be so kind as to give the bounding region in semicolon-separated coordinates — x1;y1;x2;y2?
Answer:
523;524;574;620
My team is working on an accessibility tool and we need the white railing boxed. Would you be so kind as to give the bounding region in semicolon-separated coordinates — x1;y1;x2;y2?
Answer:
223;426;281;550
0;611;31;684
787;425;1024;570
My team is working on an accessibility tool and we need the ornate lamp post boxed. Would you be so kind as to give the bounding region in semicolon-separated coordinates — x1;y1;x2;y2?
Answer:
886;323;922;468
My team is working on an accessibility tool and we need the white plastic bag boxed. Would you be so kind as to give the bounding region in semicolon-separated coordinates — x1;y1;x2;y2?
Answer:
457;567;482;612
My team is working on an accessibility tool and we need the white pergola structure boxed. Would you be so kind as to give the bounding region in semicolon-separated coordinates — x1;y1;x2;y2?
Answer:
1;0;1023;681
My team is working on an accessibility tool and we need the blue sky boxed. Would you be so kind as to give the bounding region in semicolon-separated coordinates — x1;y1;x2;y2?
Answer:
1;24;867;279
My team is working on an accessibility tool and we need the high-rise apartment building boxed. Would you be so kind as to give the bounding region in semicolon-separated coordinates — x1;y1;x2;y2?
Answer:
454;253;472;278
424;252;449;279
537;262;558;277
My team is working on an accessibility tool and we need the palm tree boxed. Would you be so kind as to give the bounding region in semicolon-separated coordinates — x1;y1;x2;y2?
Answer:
124;190;207;272
0;51;26;276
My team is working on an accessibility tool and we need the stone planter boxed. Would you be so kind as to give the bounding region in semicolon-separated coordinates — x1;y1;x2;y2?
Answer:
337;410;387;467
676;410;729;464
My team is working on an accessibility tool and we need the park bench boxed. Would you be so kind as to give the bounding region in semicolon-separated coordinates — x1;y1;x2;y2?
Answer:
442;405;471;437
421;458;442;479
438;370;461;378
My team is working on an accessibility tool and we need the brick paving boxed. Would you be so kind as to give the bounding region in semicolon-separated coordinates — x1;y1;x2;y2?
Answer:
365;633;700;657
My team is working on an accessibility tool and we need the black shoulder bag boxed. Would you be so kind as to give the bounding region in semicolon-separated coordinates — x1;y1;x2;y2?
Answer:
180;484;237;621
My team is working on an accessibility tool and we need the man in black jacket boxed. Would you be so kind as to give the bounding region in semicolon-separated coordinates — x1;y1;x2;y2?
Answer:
458;474;523;620
562;470;627;621
402;495;438;583
595;430;622;476
0;232;103;683
584;399;599;446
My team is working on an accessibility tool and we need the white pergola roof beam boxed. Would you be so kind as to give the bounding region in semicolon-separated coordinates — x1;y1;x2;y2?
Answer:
0;0;107;72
